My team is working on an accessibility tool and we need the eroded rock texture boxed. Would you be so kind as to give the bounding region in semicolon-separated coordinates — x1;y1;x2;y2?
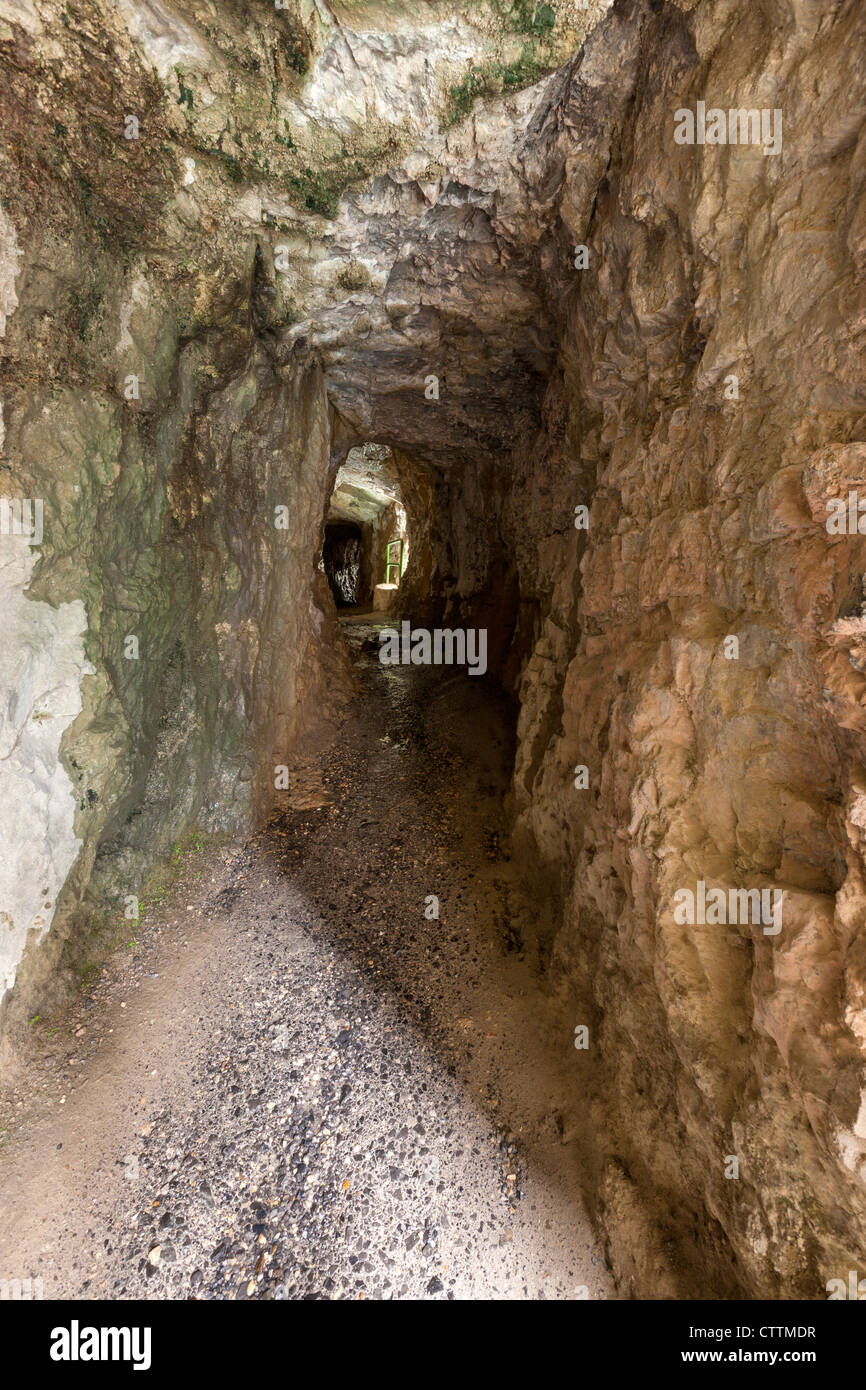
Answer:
1;0;865;1298
508;0;866;1298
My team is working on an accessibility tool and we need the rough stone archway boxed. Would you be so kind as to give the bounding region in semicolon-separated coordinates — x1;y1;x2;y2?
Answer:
0;0;865;1303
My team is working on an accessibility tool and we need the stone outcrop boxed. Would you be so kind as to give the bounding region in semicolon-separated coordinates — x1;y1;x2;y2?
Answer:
2;0;866;1300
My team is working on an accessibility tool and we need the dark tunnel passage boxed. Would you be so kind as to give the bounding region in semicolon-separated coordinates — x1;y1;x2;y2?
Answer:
322;521;363;607
322;442;412;619
3;0;865;1322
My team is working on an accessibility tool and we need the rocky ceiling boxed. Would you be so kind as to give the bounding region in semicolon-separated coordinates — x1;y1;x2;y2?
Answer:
327;441;403;522
104;0;612;469
0;0;614;467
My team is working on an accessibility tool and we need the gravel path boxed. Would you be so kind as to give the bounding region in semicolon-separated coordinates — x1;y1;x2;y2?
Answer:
0;618;614;1301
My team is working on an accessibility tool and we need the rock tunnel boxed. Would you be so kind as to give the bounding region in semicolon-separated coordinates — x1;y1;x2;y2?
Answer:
0;0;866;1319
322;522;362;605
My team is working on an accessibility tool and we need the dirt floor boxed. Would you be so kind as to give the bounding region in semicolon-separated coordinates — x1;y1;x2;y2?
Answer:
0;616;614;1300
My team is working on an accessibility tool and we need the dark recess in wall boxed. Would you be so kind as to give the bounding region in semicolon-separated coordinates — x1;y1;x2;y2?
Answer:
323;521;364;606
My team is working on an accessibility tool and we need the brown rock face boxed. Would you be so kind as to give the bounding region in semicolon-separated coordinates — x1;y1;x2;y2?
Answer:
1;0;865;1297
505;0;866;1297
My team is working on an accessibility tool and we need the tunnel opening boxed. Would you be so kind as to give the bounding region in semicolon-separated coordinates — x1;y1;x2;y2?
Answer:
322;442;409;614
322;522;363;607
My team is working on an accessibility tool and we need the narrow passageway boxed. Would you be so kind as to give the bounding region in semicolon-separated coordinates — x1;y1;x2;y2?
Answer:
321;523;363;607
6;0;863;1319
0;619;613;1301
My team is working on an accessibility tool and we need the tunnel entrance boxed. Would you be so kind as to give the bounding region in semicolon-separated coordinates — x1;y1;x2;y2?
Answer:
322;522;363;607
322;442;408;613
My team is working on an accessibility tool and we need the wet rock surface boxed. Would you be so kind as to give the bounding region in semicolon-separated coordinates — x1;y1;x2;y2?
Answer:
0;621;612;1300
